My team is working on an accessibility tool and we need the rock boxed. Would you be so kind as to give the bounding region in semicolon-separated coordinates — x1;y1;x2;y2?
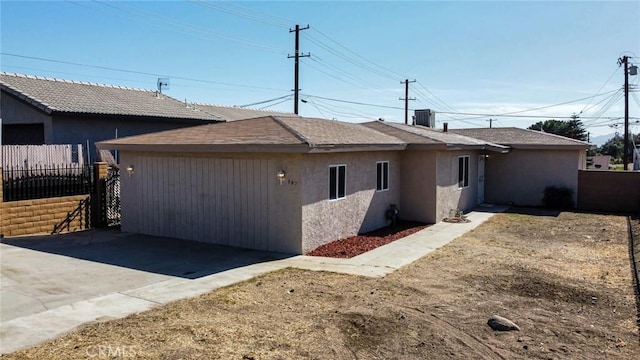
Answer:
487;315;520;331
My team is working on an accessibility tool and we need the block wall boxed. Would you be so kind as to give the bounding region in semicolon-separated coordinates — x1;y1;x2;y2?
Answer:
0;163;107;237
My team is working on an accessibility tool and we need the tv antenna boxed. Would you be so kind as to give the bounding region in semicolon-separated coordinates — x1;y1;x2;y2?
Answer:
157;78;170;93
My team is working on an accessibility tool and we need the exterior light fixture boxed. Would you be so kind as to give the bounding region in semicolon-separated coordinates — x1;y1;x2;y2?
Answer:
277;170;286;185
126;165;134;176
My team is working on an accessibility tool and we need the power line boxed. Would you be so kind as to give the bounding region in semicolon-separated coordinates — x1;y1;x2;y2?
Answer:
1;53;290;92
301;94;406;110
238;94;293;108
259;97;292;110
67;0;287;54
308;27;408;80
188;0;290;29
578;66;620;114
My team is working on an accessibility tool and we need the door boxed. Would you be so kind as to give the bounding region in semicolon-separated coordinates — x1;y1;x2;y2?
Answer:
477;155;485;204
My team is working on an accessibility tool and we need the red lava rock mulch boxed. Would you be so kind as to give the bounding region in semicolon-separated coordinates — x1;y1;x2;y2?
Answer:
306;221;430;258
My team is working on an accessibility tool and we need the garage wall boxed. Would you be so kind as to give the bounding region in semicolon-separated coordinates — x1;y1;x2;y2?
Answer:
300;151;401;253
484;149;581;206
120;152;303;253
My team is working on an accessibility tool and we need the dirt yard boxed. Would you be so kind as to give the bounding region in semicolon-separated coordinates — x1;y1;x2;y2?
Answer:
4;209;639;359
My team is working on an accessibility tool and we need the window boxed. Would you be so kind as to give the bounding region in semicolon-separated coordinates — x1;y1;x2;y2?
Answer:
329;165;346;200
458;156;469;188
376;161;389;191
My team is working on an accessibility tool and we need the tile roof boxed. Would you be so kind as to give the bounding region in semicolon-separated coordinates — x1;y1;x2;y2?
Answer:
0;72;222;121
193;103;297;121
449;127;591;148
362;121;508;151
98;116;405;153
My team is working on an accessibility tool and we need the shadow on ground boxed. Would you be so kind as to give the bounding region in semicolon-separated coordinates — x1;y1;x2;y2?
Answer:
1;228;293;279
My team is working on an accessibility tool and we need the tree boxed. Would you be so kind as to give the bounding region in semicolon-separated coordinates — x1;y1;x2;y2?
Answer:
527;118;588;141
599;133;640;163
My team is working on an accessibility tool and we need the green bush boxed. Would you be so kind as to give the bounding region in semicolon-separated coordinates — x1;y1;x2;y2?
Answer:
542;186;575;209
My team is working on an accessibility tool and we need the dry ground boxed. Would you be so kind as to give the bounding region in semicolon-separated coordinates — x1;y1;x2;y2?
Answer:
3;209;639;359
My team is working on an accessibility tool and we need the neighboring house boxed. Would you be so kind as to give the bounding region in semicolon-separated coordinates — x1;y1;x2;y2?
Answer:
97;117;519;254
0;73;296;161
450;127;590;206
587;155;611;170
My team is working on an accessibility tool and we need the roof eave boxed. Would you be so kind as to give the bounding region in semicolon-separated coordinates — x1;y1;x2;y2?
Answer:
51;110;223;123
445;144;510;153
509;144;592;150
307;144;406;153
96;142;310;153
1;85;54;114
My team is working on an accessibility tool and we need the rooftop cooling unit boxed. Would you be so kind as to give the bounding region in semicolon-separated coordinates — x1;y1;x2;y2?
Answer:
414;109;435;127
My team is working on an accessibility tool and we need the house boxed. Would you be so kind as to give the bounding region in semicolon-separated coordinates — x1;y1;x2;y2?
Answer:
98;116;406;254
450;127;590;206
0;73;296;161
97;116;528;254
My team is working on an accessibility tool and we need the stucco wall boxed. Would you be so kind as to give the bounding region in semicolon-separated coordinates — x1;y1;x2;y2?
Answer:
484;149;582;206
300;151;401;253
399;150;437;223
1;93;54;143
54;117;206;162
435;151;480;221
119;151;303;254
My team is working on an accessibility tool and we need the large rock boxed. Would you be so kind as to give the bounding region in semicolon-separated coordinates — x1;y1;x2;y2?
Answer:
487;315;520;331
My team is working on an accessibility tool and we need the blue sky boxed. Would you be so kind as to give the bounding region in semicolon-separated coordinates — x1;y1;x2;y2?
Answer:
1;0;639;137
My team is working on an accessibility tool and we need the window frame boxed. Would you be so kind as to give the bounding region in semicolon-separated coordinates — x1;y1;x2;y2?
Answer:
458;155;470;189
376;161;389;192
328;164;347;200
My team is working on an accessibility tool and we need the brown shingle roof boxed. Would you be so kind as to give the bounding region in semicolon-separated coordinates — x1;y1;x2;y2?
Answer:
449;127;592;149
278;116;404;147
362;121;508;152
97;116;405;153
0;72;222;121
194;103;297;121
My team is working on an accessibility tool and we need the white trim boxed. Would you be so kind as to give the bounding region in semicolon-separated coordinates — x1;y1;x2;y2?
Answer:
328;164;347;201
458;155;470;189
376;160;389;192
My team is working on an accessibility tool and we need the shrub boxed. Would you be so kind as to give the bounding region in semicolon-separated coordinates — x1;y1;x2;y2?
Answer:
542;186;575;209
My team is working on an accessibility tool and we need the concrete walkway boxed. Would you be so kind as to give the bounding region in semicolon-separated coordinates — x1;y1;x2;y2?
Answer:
0;205;506;354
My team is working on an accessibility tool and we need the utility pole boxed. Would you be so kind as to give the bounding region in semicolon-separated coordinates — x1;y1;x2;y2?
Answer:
288;24;310;115
618;56;635;170
399;79;416;124
486;118;494;128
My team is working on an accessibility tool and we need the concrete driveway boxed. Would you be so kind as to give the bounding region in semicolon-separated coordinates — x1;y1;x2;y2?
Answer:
0;228;291;353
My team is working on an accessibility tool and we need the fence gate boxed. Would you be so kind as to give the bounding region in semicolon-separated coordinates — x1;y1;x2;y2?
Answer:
102;167;121;226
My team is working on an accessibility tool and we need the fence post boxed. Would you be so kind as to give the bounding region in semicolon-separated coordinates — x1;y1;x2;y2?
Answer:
91;162;109;227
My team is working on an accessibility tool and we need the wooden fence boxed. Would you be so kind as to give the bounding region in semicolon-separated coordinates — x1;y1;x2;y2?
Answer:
1;144;85;168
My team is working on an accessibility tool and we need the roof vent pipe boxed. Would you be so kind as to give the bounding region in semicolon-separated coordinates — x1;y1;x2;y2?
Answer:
443;122;448;132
